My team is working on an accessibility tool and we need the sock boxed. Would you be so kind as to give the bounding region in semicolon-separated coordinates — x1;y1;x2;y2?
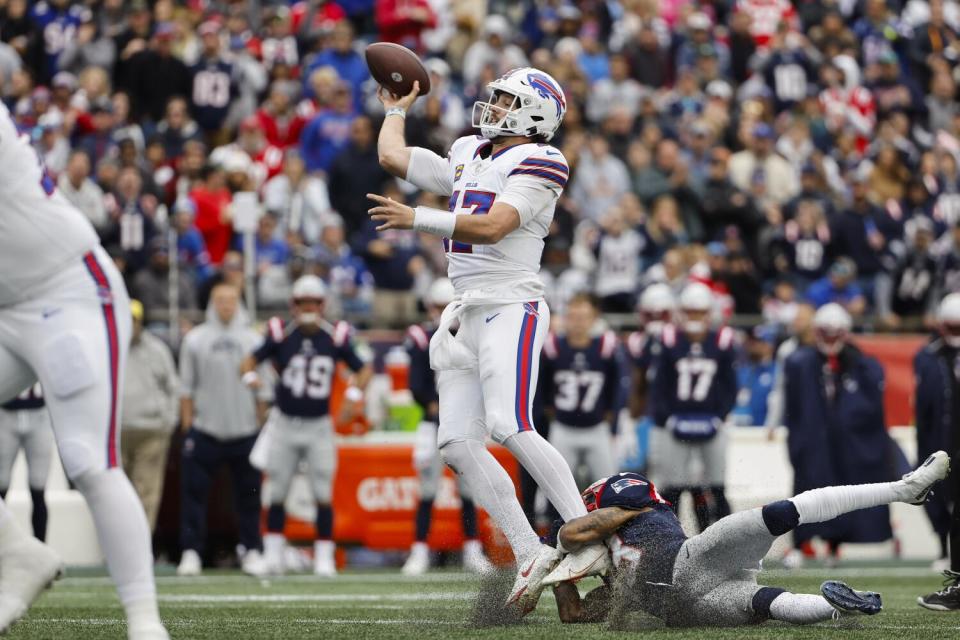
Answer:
440;439;540;562
769;592;837;624
790;481;899;526
73;468;160;625
711;485;731;520
460;497;477;539
315;503;333;540
30;488;47;542
940;533;949;559
691;488;711;532
266;504;285;533
503;431;587;521
415;498;433;542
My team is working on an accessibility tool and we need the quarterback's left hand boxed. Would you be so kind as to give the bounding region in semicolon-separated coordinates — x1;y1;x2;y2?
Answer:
367;193;414;231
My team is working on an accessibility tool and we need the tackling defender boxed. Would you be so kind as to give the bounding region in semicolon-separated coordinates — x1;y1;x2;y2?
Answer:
370;69;596;612
403;278;492;575
549;453;950;627
242;275;372;577
0;103;167;638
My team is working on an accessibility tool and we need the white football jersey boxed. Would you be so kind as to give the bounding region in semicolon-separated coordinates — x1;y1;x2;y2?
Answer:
0;103;99;306
406;135;568;299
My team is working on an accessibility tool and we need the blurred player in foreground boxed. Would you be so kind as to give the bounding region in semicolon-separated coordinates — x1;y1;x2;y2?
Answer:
370;68;597;614
402;278;492;575
0;103;167;638
547;452;949;627
242;275;371;577
0;384;52;540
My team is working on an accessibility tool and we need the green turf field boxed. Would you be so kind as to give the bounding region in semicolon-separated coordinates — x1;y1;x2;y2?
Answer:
6;565;960;639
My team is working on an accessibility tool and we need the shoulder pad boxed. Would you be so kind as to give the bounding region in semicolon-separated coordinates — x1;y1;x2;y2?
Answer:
266;316;286;343
333;320;352;347
406;324;429;351
717;326;735;350
599;330;618;359
661;324;677;348
543;332;559;359
627;331;647;358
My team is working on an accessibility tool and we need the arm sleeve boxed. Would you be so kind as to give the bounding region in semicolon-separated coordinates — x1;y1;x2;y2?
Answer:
405;147;453;196
496;174;561;226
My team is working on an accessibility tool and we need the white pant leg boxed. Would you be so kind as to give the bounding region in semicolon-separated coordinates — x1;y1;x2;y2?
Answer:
266;414;305;505
0;410;20;489
21;409;53;489
699;427;728;486
0;246;130;479
474;300;549;443
305;417;336;504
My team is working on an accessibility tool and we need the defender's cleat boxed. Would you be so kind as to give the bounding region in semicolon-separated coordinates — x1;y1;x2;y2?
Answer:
918;571;960;611
505;544;563;616
401;542;430;576
541;544;611;586
821;580;882;615
462;540;493;574
0;535;63;634
314;540;338;577
900;451;950;505
176;549;202;577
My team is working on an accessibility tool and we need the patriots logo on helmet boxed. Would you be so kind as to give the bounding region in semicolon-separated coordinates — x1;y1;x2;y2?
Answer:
526;72;565;118
610;477;648;494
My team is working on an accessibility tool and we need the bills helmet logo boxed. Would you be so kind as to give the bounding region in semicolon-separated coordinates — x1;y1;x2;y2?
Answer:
527;72;565;118
523;302;540;318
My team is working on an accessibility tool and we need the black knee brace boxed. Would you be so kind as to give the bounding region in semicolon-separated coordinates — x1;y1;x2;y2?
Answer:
761;500;800;536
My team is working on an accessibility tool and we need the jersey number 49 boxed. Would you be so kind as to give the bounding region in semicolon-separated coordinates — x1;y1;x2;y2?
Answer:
282;355;334;399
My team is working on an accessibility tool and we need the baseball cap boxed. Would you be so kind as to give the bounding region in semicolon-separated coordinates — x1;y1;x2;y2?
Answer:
750;324;779;345
198;20;221;37
90;96;114;114
51;71;77;90
688;12;711;31
753;122;775;140
154;22;176;40
829;258;856;279
706;80;732;100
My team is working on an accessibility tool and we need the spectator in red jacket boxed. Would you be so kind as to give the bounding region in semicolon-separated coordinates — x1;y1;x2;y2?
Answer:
190;164;234;265
255;81;306;149
375;0;436;53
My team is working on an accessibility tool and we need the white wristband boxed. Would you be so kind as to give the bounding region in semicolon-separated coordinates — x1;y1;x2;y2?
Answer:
345;386;364;402
413;206;457;238
241;371;260;386
385;107;406;119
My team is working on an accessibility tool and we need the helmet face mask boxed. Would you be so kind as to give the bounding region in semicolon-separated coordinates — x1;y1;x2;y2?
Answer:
293;298;324;326
815;327;847;355
942;322;960;347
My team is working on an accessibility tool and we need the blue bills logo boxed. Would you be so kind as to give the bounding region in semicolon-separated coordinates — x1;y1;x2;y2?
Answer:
454;163;464;182
527;72;566;117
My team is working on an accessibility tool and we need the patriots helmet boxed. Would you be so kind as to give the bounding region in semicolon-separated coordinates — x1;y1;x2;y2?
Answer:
471;67;566;142
813;303;852;355
938;293;960;347
291;275;327;326
678;282;713;335
639;283;675;336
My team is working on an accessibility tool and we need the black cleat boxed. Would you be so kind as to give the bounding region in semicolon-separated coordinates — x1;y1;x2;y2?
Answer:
918;571;960;611
821;580;882;615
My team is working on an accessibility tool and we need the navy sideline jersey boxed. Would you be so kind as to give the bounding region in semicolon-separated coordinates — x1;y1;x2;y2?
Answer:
539;331;620;427
649;324;738;426
252;317;363;418
405;323;438;423
626;330;663;381
1;383;44;411
190;59;237;131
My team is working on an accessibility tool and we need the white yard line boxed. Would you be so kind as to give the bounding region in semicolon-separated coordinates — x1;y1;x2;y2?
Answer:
159;593;476;603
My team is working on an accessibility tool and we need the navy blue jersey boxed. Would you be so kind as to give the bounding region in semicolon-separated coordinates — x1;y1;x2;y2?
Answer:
253;318;364;418
626;330;663;379
540;331;620;427
761;50;816;113
891;251;938;317
30;2;84;81
773;222;832;281
937;250;960;298
649;325;738;427
190;59;237;131
405;323;438;422
583;472;687;605
1;383;44;411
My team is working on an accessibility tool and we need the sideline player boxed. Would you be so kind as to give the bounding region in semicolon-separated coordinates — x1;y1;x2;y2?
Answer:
648;283;737;531
548;452;950;627
0;103;167;638
540;293;620;485
242;275;372;577
402;278;493;576
370;69;598;613
0;384;53;540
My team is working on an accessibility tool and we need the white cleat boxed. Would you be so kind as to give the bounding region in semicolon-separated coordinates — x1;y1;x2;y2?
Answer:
262;533;287;576
0;534;63;634
402;542;430;576
541;544;610;586
462;539;493;574
313;540;338;577
901;451;951;505
241;549;269;578
176;549;202;577
782;549;805;570
128;622;171;640
505;544;563;616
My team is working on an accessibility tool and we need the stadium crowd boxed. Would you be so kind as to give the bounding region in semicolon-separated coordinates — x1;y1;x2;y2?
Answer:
2;0;960;334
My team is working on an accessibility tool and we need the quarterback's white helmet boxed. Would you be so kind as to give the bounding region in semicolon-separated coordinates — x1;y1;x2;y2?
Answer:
471;67;566;142
426;278;455;307
813;303;852;355
639;283;675;336
938;293;960;347
678;283;713;334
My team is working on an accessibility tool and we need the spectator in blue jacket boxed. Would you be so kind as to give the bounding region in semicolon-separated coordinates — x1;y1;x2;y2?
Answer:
172;198;214;285
806;258;867;317
302;21;369;112
299;82;356;174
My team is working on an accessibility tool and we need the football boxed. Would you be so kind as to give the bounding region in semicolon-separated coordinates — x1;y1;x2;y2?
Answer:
365;42;431;98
